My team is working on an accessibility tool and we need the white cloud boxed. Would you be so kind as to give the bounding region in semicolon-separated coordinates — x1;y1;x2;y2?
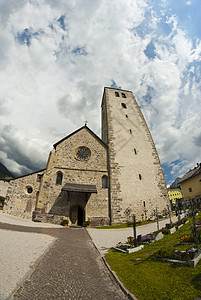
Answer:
0;0;200;182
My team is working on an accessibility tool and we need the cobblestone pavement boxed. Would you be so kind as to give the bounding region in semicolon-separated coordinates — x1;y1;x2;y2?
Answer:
0;223;128;300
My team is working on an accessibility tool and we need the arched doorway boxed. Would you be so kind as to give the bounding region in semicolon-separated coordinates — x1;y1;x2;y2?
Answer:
70;205;84;226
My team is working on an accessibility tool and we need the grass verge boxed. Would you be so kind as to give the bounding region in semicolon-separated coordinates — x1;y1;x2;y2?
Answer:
105;212;201;300
92;219;155;229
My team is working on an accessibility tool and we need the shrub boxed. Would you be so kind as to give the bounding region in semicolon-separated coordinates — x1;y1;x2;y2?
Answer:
0;196;5;206
61;219;68;226
84;220;90;227
161;228;171;235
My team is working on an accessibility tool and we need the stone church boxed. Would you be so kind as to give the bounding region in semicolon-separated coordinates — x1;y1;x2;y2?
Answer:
4;87;169;226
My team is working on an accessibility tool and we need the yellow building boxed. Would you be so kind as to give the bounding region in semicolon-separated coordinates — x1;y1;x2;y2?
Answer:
179;163;201;201
168;188;183;204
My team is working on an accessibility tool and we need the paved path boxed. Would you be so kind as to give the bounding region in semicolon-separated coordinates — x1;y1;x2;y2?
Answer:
0;223;128;300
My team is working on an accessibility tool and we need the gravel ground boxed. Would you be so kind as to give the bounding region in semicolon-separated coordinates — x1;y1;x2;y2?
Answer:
0;212;61;299
0;211;62;228
0;211;182;299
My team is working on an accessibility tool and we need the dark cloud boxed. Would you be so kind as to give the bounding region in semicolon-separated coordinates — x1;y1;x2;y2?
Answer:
0;124;47;176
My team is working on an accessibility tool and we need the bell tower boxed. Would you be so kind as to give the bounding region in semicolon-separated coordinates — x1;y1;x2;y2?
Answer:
101;87;168;224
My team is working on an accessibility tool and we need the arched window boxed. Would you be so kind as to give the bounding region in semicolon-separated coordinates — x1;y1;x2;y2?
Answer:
56;171;63;185
115;91;120;97
121;103;127;109
102;175;108;188
139;174;142;180
122;93;126;98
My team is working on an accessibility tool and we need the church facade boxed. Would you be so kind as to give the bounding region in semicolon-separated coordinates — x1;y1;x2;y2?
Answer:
4;87;169;226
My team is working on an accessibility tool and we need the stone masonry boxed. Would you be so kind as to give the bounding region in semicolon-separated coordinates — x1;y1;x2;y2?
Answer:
4;87;169;225
101;87;169;223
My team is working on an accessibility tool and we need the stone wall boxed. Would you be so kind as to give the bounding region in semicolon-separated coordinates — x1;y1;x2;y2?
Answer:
0;180;9;198
36;127;109;224
4;171;44;219
102;87;169;223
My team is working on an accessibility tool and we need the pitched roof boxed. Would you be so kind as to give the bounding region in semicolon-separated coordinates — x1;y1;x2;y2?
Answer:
62;183;97;193
53;125;107;149
8;169;46;181
179;163;201;184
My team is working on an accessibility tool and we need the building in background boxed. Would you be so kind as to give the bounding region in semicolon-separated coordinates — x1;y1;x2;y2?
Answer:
4;88;169;225
168;187;183;209
179;163;201;201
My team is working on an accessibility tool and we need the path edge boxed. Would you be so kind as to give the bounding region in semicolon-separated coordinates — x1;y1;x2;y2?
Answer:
86;228;137;300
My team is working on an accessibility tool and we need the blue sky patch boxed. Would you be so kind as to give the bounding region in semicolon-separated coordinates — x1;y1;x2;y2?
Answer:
144;41;156;59
110;80;121;89
57;15;66;31
72;47;87;56
16;28;42;47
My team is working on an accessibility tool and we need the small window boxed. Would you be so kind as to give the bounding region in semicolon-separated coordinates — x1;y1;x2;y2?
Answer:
56;171;63;185
126;114;128;118
37;174;43;182
134;148;137;154
143;201;146;207
139;174;142;180
189;187;192;192
102;175;108;188
115;91;119;97
122;93;126;98
129;129;132;134
121;103;127;109
26;186;33;194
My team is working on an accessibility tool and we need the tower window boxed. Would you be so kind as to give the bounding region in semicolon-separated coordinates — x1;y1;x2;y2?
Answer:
134;148;137;154
56;171;63;185
139;174;142;180
102;175;108;188
126;114;128;118
37;174;43;182
189;187;192;192
121;103;127;109
115;92;120;97
129;129;132;134
122;93;126;98
143;201;146;207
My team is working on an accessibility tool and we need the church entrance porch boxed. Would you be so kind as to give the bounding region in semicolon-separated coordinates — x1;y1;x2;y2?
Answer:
70;205;84;226
33;183;97;226
63;183;97;226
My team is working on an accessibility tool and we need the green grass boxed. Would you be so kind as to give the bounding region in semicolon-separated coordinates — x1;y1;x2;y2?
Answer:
105;212;201;300
92;220;154;229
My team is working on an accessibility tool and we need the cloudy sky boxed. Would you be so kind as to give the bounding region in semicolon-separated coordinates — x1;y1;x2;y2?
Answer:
0;0;201;185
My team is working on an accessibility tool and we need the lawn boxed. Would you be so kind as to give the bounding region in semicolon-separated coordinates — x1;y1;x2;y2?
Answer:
105;212;201;300
92;219;155;229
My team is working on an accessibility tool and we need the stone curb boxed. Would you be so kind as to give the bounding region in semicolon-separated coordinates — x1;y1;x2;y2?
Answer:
86;228;137;300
